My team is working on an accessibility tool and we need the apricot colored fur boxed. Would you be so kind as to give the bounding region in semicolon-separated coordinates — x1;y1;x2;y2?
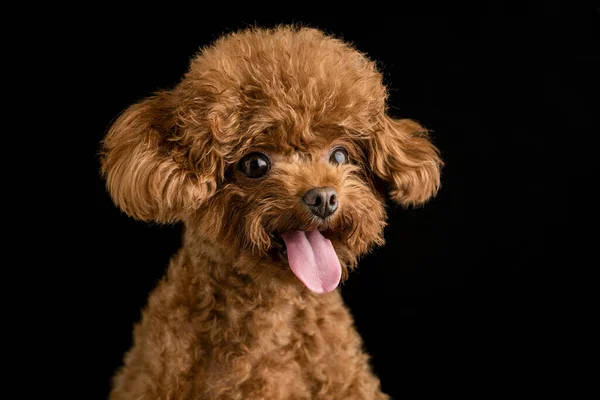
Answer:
101;25;442;399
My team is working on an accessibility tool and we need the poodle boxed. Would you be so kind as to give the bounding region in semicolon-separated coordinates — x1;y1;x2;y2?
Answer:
101;25;442;400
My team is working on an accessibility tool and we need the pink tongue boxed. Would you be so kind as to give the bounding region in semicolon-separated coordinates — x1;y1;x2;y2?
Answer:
281;230;341;294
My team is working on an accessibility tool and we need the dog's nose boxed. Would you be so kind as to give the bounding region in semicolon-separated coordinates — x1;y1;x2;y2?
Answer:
303;187;338;219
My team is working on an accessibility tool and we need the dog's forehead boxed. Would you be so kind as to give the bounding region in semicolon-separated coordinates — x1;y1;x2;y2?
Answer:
247;125;341;152
237;124;363;164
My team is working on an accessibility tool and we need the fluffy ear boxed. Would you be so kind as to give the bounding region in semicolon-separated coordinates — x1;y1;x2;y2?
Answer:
101;93;220;223
368;116;443;206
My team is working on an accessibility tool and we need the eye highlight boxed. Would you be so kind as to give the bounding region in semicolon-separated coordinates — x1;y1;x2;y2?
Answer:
329;147;349;165
238;152;271;178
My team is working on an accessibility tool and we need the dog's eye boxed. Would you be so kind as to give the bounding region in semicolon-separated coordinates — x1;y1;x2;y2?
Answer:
329;147;349;165
238;153;271;178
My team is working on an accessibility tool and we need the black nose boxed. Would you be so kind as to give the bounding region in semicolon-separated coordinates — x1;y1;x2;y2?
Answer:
303;187;338;219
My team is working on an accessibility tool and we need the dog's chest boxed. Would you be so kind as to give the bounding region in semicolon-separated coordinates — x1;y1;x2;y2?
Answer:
196;292;351;397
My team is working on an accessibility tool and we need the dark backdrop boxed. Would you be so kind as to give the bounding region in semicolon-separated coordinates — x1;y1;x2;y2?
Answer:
79;7;593;398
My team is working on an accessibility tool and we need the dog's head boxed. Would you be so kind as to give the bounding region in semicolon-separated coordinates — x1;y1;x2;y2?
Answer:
101;27;442;293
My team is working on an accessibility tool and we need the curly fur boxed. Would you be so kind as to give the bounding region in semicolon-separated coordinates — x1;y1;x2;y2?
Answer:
102;25;442;399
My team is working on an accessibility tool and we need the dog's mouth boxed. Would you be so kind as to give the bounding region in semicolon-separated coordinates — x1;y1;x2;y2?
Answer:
272;230;341;294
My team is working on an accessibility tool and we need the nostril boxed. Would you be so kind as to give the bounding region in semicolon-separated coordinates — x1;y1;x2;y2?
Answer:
329;194;337;206
313;196;322;207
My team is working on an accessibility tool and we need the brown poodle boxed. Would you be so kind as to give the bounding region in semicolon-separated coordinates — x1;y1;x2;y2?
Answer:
101;25;442;399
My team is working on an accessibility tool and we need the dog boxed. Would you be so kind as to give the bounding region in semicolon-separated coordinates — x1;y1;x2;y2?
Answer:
101;25;442;400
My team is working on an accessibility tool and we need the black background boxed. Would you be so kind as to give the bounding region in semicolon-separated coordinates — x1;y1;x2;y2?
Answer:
72;5;595;398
